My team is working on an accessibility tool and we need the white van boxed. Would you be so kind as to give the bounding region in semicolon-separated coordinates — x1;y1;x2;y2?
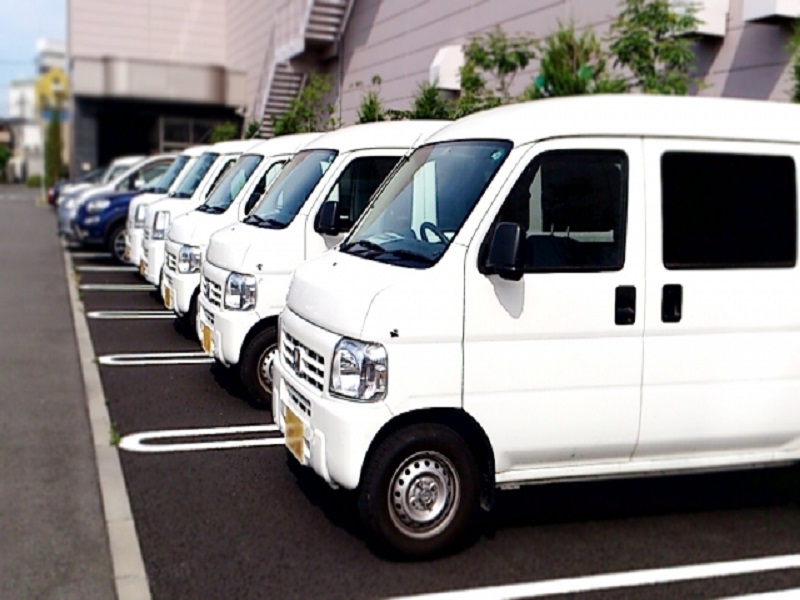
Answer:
162;133;321;326
273;95;800;558
140;139;261;284
197;120;449;407
124;145;209;267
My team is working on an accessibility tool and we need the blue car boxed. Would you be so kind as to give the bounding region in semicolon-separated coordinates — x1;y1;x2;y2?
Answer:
73;190;142;262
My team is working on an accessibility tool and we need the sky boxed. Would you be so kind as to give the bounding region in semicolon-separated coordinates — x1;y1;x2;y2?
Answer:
0;0;66;116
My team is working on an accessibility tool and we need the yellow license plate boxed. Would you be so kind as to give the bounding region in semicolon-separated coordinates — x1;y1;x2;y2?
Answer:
202;324;212;354
285;407;304;463
164;287;172;309
139;260;145;276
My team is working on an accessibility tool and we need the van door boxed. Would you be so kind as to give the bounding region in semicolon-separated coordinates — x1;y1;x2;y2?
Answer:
305;150;402;256
636;139;800;459
463;138;646;474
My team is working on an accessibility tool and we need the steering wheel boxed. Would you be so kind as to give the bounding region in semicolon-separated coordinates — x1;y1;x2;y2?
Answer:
420;221;449;244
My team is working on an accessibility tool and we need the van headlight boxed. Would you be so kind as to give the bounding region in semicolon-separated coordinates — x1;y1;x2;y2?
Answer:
224;272;257;310
153;211;171;240
134;204;147;228
330;339;387;402
178;245;202;274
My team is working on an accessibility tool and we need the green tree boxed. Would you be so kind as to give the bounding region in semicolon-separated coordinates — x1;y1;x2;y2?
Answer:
789;22;800;103
356;75;387;123
387;80;454;120
273;73;337;136
244;120;262;139
526;22;626;99
0;144;10;182
608;0;701;95
454;26;536;117
44;107;63;187
210;122;239;143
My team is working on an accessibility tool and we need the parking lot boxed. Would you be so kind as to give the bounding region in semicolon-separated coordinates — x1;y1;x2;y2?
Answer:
57;235;800;599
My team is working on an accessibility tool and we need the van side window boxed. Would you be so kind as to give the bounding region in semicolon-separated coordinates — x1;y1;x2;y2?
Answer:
662;152;797;269
496;150;628;272
324;156;399;229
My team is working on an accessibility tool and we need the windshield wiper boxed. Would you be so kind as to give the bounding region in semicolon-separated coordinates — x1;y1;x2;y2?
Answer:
383;248;436;265
341;239;386;255
203;205;226;214
169;191;192;199
244;214;284;228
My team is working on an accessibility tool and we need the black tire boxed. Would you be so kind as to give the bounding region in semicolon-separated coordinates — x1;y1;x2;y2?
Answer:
106;223;126;263
178;290;199;340
358;424;480;559
239;325;278;410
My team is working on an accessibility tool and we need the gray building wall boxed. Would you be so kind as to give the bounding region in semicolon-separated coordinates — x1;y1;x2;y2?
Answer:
335;0;796;126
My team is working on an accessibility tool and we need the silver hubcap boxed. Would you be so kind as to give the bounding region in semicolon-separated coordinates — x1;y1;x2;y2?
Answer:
113;231;126;260
257;345;278;392
388;451;459;539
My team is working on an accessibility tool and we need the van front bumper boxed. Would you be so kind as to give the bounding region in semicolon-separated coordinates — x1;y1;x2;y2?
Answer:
163;269;200;316
274;308;392;491
142;239;165;285
125;228;144;266
197;294;258;366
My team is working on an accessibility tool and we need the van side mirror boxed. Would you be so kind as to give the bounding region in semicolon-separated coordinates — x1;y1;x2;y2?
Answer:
486;222;525;281
133;177;145;190
315;201;341;236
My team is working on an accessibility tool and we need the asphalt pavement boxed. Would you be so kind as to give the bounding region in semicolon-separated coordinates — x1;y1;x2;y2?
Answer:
6;183;800;600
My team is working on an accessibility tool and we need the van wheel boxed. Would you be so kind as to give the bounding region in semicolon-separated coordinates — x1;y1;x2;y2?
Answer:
107;224;126;263
178;290;199;340
358;424;480;559
240;326;278;410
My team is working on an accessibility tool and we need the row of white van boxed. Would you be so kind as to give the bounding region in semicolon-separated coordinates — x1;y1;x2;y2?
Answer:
123;94;800;558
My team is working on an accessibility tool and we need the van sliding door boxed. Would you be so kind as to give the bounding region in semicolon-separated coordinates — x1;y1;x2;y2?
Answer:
636;139;800;459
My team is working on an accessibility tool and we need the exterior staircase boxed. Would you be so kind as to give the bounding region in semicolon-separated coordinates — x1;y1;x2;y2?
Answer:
256;0;353;137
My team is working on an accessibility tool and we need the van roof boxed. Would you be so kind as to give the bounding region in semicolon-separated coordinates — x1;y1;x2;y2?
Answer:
425;95;800;147
211;139;263;154
305;120;450;153
247;132;324;157
182;145;213;157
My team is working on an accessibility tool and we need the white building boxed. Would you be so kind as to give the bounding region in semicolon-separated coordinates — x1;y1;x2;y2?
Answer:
7;79;43;181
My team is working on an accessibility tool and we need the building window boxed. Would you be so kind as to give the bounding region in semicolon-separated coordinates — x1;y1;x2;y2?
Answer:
662;152;797;269
496;150;629;272
160;117;229;151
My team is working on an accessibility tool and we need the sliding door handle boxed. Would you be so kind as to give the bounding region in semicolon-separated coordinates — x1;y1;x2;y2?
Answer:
662;284;682;323
615;285;636;326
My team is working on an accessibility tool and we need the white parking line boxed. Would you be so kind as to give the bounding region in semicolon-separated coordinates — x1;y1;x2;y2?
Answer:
70;251;111;258
79;283;153;291
391;554;800;600
88;310;174;320
76;265;138;272
98;352;214;366
119;425;284;453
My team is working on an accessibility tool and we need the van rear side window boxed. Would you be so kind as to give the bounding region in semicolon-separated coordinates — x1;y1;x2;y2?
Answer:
662;152;797;270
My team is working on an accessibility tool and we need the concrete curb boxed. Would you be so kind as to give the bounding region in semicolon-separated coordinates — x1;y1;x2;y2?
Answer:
62;244;152;600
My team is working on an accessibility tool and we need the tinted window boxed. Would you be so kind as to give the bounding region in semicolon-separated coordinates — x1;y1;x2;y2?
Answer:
171;152;219;198
203;154;263;210
246;150;337;229
342;140;511;268
662;152;797;269
496;150;628;272
323;156;399;229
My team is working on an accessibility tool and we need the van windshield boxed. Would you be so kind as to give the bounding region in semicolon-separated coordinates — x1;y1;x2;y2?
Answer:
340;140;512;268
244;149;337;229
169;152;219;199
198;154;263;213
151;154;190;194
